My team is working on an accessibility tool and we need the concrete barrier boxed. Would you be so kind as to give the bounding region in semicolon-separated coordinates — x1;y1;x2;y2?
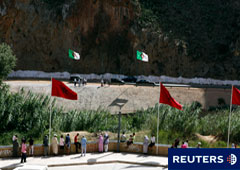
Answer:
0;141;169;158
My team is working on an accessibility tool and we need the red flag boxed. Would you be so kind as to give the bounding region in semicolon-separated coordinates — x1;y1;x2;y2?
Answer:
232;86;240;105
159;83;182;110
51;78;78;100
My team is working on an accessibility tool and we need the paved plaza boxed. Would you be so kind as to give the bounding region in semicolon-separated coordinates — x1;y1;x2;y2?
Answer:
0;152;168;170
49;163;166;170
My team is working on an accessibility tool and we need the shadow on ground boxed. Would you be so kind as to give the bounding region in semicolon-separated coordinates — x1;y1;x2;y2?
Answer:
0;163;21;170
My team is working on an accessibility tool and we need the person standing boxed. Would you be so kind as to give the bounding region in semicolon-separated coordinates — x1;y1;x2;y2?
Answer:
103;133;109;152
59;135;65;154
74;133;81;153
98;134;103;152
149;135;155;147
52;134;58;156
65;134;71;155
12;135;16;142
184;140;189;148
181;142;187;148
83;78;87;86
143;136;149;154
43;135;48;156
20;138;27;163
28;137;34;156
174;138;180;148
81;136;87;156
12;135;19;157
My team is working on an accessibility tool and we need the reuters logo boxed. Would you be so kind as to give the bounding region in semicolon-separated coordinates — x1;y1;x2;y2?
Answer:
227;154;237;165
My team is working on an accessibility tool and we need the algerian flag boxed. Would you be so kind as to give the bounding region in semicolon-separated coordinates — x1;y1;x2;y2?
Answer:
137;50;148;62
69;49;80;60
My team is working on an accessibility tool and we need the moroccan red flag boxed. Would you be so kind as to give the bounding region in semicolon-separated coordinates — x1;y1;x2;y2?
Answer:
159;83;183;110
51;78;78;100
232;86;240;105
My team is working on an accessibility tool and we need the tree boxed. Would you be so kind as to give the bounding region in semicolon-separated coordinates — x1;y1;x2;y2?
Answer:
0;43;16;82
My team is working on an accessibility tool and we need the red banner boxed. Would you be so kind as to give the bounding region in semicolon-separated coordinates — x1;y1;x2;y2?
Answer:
159;83;182;110
51;78;78;100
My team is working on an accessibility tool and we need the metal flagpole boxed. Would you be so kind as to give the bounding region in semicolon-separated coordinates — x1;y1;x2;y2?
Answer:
157;81;160;155
49;77;52;154
227;85;233;148
117;109;121;152
49;105;52;154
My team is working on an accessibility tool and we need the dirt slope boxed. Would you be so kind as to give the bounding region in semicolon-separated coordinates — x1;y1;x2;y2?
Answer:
5;80;213;113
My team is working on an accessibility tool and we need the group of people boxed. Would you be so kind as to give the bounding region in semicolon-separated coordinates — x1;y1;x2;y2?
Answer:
12;133;88;163
12;135;34;163
73;78;87;87
120;132;136;146
12;132;174;162
171;139;202;148
43;134;87;157
142;135;156;154
98;132;109;152
232;143;238;148
120;132;156;154
101;79;110;87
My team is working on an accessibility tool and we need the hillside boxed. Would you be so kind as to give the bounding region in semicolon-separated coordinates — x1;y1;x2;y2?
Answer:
1;0;240;79
5;80;231;112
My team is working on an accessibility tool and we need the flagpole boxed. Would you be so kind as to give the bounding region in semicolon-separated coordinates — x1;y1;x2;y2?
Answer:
49;105;52;154
227;85;233;148
157;81;160;155
49;77;52;154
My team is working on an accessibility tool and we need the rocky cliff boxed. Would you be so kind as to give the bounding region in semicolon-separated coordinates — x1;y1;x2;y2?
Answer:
1;0;240;79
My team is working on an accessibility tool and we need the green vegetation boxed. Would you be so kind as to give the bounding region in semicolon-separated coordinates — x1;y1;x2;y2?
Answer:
138;0;240;64
0;84;238;147
0;43;16;82
0;85;151;145
0;85;53;144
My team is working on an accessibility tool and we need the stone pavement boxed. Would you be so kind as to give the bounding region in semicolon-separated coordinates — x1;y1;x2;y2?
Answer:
49;163;166;170
0;152;168;170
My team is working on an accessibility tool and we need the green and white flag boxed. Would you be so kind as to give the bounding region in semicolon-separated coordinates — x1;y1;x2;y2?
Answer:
69;49;80;60
137;50;148;62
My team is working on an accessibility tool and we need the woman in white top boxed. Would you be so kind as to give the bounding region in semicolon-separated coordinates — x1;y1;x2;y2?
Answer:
149;135;155;147
143;136;149;154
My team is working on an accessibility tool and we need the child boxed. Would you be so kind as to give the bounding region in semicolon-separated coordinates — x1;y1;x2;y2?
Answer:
21;138;27;163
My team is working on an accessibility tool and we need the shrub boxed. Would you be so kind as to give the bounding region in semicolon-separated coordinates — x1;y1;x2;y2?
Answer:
0;43;16;82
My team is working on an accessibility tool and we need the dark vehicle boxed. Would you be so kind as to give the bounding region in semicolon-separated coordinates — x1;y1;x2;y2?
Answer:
70;75;82;86
122;76;137;84
110;78;125;85
136;80;156;86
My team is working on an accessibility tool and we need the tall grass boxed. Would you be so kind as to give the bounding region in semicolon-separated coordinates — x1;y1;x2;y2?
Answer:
1;84;240;146
198;108;240;142
0;85;53;144
0;85;152;144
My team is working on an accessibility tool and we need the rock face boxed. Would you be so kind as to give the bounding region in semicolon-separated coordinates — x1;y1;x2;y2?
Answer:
0;0;240;79
0;0;139;74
